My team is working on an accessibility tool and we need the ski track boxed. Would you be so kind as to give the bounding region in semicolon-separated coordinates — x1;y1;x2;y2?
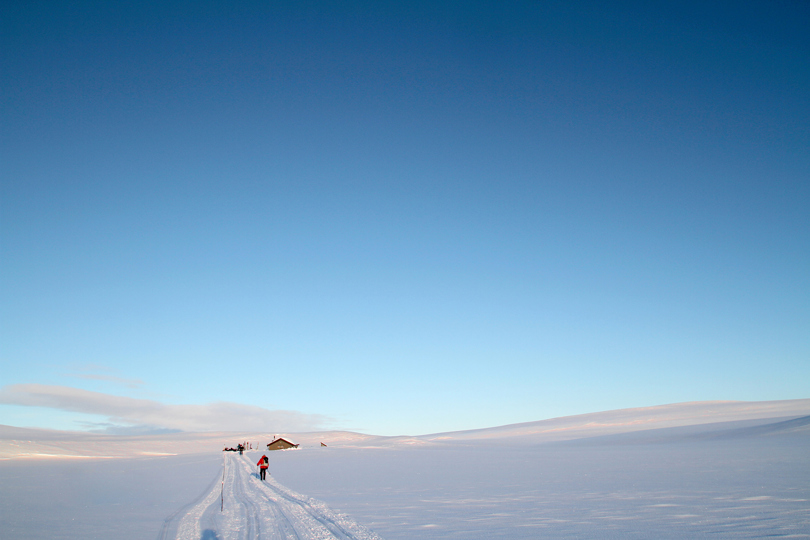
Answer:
171;453;384;540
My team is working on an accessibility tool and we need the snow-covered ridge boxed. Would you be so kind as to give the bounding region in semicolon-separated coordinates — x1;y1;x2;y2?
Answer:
2;398;809;460
419;398;810;442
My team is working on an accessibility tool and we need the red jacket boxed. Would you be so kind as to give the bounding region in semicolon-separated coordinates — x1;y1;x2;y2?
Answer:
257;456;268;469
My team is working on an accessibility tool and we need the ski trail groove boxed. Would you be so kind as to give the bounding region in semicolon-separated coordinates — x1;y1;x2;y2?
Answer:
166;453;384;540
227;454;261;539
158;464;224;540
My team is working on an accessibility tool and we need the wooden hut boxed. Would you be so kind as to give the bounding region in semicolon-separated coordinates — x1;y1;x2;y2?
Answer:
267;437;299;451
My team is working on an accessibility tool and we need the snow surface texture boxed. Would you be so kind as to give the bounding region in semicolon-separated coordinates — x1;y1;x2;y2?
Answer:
160;452;384;540
271;419;810;539
1;400;809;539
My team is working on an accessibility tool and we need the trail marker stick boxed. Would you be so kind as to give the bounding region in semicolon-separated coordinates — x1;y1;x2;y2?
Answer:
221;454;226;512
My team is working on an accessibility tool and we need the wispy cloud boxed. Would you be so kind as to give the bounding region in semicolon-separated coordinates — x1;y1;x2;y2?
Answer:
66;365;144;389
0;384;328;433
72;374;145;388
77;422;182;435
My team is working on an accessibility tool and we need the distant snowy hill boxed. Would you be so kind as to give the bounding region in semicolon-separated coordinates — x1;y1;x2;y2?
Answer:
2;398;809;459
417;398;810;443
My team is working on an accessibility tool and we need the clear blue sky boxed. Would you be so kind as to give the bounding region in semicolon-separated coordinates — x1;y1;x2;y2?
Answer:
1;0;808;436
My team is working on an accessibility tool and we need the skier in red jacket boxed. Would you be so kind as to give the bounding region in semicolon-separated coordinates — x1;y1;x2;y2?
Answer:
257;455;269;480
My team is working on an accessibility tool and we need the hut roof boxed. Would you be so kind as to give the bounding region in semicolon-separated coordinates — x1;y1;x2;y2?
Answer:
267;437;299;448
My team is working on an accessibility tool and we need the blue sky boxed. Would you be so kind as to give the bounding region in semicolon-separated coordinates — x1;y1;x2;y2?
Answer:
1;0;808;436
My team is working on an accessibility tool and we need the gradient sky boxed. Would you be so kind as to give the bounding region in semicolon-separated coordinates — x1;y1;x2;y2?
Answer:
1;1;808;436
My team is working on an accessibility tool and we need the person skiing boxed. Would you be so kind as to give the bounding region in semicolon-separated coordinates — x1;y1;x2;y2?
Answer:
257;455;269;480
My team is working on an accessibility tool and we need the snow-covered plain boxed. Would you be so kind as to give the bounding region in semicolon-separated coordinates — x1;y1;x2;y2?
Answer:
159;452;384;540
1;400;809;539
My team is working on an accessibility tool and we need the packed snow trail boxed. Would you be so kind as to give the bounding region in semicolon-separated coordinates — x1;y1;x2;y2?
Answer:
161;453;385;540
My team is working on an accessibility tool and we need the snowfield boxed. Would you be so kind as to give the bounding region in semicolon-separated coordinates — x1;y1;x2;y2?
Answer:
1;399;809;539
161;452;384;540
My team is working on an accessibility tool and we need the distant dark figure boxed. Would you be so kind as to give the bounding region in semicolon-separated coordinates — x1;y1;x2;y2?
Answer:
237;444;244;455
257;455;269;480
